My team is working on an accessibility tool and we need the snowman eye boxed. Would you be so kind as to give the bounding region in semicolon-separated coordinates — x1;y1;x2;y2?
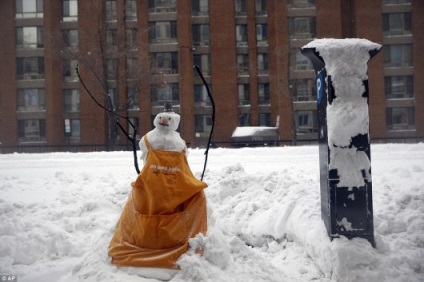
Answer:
168;117;171;120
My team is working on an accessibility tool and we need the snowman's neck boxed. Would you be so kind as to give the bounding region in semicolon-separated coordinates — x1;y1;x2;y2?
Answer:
156;127;174;134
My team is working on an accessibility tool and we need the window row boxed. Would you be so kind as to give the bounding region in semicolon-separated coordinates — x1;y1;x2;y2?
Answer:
287;76;413;102
15;20;316;51
240;107;416;134
15;45;414;89
288;44;413;71
16;80;271;114
238;113;273;127
237;83;271;106
16;105;416;144
17;73;413;114
383;44;412;67
146;23;269;47
16;0;43;19
239;110;318;133
18;118;80;143
16;27;44;49
383;12;411;36
386;107;415;130
235;0;268;16
17;88;79;113
105;0;138;22
237;53;269;75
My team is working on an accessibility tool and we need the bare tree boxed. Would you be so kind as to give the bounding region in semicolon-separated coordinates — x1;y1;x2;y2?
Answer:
59;1;152;149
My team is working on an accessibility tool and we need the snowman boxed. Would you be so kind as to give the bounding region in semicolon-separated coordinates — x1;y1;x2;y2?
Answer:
139;102;187;164
108;102;207;271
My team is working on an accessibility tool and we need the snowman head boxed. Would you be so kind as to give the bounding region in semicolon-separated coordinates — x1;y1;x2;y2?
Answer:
153;103;180;132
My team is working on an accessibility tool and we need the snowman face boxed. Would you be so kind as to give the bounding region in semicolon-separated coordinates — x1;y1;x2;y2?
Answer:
153;112;180;131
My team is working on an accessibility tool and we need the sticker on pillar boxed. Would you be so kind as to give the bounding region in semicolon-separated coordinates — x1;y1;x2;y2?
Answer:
316;71;325;105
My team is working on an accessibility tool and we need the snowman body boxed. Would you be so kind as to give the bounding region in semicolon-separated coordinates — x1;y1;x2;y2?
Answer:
139;111;186;163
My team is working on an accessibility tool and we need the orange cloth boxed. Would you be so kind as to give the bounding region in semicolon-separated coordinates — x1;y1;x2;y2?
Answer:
108;136;207;269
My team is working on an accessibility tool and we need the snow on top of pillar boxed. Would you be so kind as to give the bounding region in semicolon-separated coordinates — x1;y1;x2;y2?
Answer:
302;38;381;86
303;38;381;188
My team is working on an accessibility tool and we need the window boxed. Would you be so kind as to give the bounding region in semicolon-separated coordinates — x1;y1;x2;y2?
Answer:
16;27;44;49
383;13;411;36
126;28;138;49
151;83;179;107
107;59;119;79
256;24;268;46
237;54;249;75
235;0;247;16
63;59;78;82
296;110;318;133
194;84;211;106
386;107;415;130
106;29;118;46
126;58;139;79
192;0;209;16
289;17;316;39
255;0;267;16
258;83;270;105
18;119;46;142
257;53;269;74
383;44;412;67
291;79;316;101
259;113;271;126
125;0;137;21
385;76;413;99
16;0;43;18
17;57;44;80
290;49;313;71
64;119;80;142
287;0;315;8
192;24;210;46
236;25;248;47
193;54;211;75
148;0;177;13
64;89;80;112
239;114;251;126
127;88;139;110
105;0;117;21
17;89;45;112
195;115;212;133
62;0;78;21
238;84;250;106
149;21;177;44
152;52;178;74
63;29;78;48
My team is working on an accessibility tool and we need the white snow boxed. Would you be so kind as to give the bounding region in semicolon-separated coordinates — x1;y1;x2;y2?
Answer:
1;143;424;281
232;127;278;138
302;38;382;188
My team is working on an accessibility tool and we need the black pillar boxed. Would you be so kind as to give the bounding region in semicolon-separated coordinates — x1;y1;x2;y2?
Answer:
301;39;381;246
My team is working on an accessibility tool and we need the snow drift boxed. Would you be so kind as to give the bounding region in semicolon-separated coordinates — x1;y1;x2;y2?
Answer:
0;144;423;281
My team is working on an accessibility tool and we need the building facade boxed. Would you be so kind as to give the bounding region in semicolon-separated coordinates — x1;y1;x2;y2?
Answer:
0;0;423;152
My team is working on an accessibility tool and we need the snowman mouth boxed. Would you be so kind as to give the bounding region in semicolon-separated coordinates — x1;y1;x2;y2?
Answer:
159;123;169;127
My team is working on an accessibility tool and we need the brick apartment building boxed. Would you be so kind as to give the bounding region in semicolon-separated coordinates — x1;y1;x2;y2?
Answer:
0;0;423;152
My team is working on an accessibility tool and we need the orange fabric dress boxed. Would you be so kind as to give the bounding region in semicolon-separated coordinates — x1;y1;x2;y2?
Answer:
108;137;207;269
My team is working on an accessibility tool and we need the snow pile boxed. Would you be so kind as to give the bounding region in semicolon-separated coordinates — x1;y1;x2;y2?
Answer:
1;144;424;281
303;38;382;188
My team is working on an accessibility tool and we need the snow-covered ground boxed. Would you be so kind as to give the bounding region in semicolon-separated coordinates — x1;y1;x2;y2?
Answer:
0;143;423;282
